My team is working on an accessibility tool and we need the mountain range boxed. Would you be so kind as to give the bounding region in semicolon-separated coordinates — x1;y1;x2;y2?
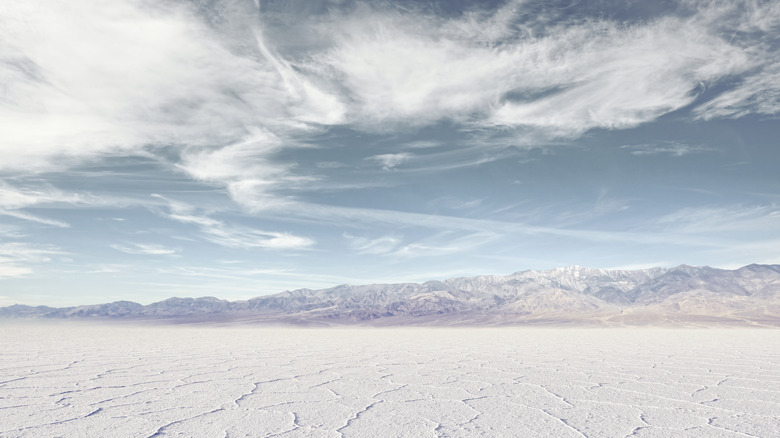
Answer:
3;264;780;326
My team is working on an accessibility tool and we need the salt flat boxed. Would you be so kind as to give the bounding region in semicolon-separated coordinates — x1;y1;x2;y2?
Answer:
1;324;779;437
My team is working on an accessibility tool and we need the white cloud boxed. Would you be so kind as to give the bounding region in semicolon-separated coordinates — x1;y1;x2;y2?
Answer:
317;13;513;128
311;4;752;138
391;231;501;259
0;182;168;235
0;180;114;227
683;0;780;119
695;63;780;119
0;210;70;228
154;195;314;250
621;142;713;157
315;161;348;169
0;224;24;239
343;229;507;260
430;196;483;211
0;265;32;279
201;224;314;250
401;140;442;149
110;243;178;255
344;234;402;255
83;264;130;274
486;19;747;136
0;0;342;177
177;130;284;184
200;184;675;247
656;204;780;233
0;242;65;279
369;153;413;170
0;242;63;262
174;131;315;213
0;180;85;209
440;0;523;45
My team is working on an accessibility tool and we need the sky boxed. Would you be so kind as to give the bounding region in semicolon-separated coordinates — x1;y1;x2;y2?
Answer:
1;0;779;306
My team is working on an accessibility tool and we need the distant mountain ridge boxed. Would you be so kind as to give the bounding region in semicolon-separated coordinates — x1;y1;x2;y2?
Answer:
3;264;780;326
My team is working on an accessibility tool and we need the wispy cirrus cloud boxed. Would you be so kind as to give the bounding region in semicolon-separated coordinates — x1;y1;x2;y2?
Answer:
344;233;402;255
655;204;780;233
0;181;88;208
0;265;31;279
621;142;713;157
0;242;65;278
401;140;441;150
695;63;780;120
0;180;95;227
0;179;150;227
152;194;314;250
391;231;503;259
368;153;413;171
200;223;315;250
343;229;506;261
308;2;751;138
110;243;179;256
0;210;70;228
0;0;342;179
685;0;780;119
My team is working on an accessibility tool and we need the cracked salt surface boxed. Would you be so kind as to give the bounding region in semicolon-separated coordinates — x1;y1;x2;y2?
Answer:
1;324;778;437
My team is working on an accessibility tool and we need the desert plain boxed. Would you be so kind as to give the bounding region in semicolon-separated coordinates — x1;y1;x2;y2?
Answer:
1;323;779;437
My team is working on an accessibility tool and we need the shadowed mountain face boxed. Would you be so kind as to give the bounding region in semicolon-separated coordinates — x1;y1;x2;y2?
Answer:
3;264;780;326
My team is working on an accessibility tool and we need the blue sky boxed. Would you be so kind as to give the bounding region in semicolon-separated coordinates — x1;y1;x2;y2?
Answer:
1;0;779;306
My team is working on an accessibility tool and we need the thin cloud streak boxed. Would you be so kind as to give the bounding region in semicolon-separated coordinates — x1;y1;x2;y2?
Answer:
343;233;402;255
245;198;734;249
152;194;315;251
110;243;179;256
621;142;713;157
655;204;780;233
0;210;70;228
0;242;65;278
368;153;413;171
